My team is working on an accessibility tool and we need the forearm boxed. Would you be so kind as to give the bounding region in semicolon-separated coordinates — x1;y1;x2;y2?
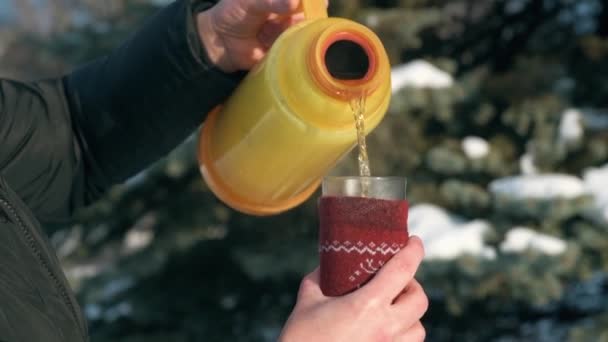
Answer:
64;0;243;195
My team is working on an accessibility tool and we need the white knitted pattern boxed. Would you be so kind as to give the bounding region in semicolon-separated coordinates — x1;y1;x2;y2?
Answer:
349;258;385;283
319;240;404;255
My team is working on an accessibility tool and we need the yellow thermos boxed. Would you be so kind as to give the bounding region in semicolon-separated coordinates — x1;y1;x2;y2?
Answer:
197;0;392;216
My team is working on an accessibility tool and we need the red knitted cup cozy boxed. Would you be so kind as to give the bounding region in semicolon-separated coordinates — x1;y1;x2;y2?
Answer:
318;196;409;297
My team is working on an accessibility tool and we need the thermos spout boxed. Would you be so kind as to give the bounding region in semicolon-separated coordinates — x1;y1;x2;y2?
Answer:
325;39;370;80
307;27;383;101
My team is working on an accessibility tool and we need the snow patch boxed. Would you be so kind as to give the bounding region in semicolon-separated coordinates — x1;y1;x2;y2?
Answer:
366;14;379;27
391;60;454;93
500;227;567;255
67;264;102;282
583;163;608;224
55;227;82;258
462;136;490;159
123;213;156;254
124;229;154;253
520;153;539;175
559;108;584;144
489;174;586;200
408;204;495;260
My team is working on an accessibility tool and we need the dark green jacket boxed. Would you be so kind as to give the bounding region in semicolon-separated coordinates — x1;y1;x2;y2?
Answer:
0;1;240;340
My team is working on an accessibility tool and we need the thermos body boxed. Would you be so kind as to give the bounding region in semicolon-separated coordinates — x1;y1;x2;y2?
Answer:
198;3;391;216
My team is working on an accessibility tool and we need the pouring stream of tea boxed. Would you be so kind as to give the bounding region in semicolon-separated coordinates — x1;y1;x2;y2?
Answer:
350;95;371;196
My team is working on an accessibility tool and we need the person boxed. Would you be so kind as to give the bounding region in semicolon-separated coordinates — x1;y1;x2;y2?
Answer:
0;0;428;341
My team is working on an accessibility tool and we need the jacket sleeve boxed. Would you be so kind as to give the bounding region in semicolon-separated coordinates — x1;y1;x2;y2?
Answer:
0;0;242;224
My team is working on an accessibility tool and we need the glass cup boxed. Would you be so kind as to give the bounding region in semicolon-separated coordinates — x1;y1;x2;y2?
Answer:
318;176;409;296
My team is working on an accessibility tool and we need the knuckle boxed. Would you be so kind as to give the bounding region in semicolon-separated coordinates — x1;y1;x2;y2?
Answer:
415;322;426;341
417;238;426;258
413;287;430;316
350;293;381;316
362;295;382;312
298;278;310;292
390;249;412;270
407;322;426;341
411;238;425;259
302;270;315;282
421;293;429;313
345;296;365;314
394;256;415;279
373;325;393;342
405;237;425;259
297;277;314;298
390;315;406;337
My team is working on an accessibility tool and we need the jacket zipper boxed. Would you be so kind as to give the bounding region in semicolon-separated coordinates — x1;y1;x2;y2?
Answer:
0;197;85;339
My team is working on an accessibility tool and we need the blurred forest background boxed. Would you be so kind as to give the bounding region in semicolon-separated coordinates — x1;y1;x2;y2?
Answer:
2;0;608;341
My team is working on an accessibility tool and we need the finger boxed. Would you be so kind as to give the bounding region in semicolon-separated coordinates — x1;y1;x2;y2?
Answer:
232;43;268;70
290;11;306;24
249;0;301;15
358;236;425;302
392;279;429;326
297;267;325;302
257;12;304;48
396;321;426;342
